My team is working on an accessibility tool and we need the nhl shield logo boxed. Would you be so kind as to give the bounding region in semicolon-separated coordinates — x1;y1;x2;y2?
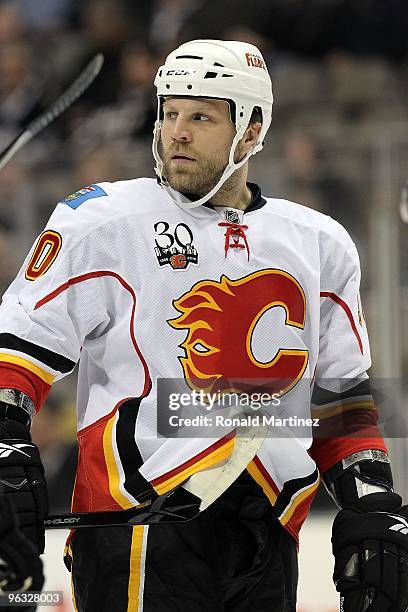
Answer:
224;209;240;224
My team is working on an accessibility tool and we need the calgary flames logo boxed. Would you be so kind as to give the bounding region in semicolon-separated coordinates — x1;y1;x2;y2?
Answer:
169;269;308;396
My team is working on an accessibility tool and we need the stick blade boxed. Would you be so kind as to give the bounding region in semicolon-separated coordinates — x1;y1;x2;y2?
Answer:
127;489;201;525
184;420;268;511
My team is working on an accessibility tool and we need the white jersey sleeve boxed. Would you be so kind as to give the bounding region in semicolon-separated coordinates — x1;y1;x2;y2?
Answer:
309;220;385;475
0;185;112;393
316;221;371;386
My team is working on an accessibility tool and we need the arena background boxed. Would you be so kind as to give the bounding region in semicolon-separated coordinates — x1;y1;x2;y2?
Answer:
0;0;407;609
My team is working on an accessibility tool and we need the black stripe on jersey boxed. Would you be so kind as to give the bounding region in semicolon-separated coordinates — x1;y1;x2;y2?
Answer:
0;333;75;374
273;469;319;519
116;398;157;503
312;379;372;406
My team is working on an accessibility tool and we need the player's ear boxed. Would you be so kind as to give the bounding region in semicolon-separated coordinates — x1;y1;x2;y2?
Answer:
241;122;262;155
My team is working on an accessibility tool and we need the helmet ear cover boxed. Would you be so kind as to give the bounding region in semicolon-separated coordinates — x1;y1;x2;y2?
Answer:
224;101;263;128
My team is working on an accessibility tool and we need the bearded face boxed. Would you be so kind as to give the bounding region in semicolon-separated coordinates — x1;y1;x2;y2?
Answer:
159;97;243;197
159;140;229;196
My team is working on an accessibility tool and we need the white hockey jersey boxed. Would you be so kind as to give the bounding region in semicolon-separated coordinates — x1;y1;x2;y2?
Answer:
0;178;384;540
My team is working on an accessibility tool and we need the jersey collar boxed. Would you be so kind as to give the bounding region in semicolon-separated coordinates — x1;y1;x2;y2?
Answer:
180;182;267;214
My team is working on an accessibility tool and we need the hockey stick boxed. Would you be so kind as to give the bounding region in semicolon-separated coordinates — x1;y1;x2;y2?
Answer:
45;419;268;529
0;53;104;172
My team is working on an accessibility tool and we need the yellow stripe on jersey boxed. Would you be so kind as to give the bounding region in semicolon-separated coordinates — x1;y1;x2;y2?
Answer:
279;475;321;526
312;399;375;420
67;545;79;612
103;412;135;510
153;436;235;495
127;526;148;612
246;460;278;506
0;352;55;384
71;575;79;612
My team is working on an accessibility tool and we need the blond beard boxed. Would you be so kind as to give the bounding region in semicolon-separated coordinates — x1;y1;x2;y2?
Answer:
160;141;246;203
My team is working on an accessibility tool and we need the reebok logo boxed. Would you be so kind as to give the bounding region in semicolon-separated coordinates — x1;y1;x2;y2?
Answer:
0;442;32;459
388;514;408;535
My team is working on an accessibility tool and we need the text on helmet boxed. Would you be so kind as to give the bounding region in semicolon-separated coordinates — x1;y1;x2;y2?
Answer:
245;53;266;70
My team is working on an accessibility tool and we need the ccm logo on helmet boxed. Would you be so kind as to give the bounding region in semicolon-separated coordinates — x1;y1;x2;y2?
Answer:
166;69;196;76
245;53;266;70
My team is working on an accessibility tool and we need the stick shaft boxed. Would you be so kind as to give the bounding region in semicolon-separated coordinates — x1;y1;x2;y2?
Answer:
0;54;104;173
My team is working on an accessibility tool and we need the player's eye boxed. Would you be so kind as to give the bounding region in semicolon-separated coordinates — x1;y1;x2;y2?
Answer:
164;111;177;119
192;114;210;121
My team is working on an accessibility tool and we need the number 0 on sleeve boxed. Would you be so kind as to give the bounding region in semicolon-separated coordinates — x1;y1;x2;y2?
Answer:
25;230;62;281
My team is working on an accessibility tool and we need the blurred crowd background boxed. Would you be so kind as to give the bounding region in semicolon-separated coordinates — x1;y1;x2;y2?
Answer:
0;0;407;519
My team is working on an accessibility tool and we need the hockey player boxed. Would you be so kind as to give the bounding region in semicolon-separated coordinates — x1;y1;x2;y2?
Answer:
0;38;406;611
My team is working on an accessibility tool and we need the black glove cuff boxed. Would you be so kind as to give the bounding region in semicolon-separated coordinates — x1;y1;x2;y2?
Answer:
324;451;393;509
0;419;31;443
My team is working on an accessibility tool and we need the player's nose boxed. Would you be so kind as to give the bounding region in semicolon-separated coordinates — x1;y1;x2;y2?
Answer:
171;116;192;143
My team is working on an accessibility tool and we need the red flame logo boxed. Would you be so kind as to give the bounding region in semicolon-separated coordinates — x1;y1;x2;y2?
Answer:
169;270;308;396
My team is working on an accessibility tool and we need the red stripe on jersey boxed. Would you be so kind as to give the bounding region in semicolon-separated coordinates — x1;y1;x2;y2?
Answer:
310;406;388;474
311;435;388;475
252;455;280;497
151;432;236;487
284;492;318;547
34;271;151;397
320;291;363;354
73;401;127;513
0;363;51;411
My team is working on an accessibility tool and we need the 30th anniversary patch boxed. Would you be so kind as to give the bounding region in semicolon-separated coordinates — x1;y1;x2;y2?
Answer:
154;221;198;269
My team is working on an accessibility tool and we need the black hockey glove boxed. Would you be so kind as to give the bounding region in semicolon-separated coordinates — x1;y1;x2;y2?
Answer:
0;494;43;593
332;492;408;612
0;420;48;554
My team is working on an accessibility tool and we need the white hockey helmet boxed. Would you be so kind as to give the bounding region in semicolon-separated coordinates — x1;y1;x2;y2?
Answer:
152;39;273;208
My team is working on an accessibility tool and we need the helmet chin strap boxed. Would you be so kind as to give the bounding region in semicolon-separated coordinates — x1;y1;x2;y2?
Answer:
152;121;253;210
